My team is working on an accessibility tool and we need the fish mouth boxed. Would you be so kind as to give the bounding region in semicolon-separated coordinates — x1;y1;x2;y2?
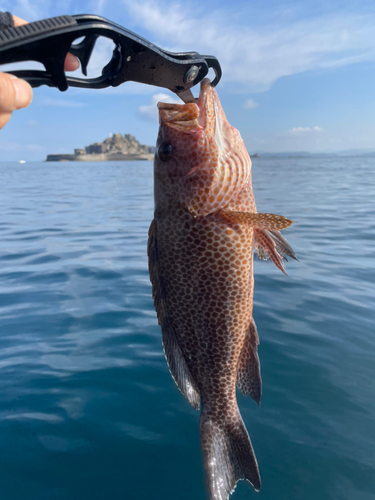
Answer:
157;78;215;131
198;78;228;155
196;78;214;127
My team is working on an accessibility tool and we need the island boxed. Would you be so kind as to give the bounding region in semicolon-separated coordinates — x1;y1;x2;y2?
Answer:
46;134;155;162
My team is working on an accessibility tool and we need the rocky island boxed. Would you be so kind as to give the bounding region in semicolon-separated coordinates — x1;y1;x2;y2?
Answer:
46;134;155;162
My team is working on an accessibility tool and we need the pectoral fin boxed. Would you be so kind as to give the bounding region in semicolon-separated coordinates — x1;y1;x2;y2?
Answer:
221;210;294;231
148;219;200;410
253;227;298;275
254;228;287;274
267;230;298;261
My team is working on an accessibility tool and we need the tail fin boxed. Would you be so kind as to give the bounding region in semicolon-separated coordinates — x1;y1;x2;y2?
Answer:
200;406;261;500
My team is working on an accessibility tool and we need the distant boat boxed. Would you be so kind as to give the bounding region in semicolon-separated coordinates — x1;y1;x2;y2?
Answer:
19;160;26;164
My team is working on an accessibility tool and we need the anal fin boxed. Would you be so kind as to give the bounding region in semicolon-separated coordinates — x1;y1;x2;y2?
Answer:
236;318;262;405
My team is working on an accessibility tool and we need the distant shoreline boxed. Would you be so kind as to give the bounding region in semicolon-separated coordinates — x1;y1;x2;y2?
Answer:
45;153;154;162
250;150;375;158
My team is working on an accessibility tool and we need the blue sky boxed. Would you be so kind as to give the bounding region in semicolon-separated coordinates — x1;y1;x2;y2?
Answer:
1;0;375;160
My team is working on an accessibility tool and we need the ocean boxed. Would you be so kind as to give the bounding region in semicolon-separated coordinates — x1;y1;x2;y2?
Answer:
0;158;374;500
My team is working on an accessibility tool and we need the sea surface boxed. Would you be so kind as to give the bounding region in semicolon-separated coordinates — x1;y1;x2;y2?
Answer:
0;158;374;500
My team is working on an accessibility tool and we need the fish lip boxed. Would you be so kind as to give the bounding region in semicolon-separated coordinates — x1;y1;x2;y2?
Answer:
157;78;213;127
196;78;212;128
197;78;212;109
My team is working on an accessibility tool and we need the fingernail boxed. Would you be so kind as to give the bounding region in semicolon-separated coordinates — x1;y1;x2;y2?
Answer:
12;77;33;109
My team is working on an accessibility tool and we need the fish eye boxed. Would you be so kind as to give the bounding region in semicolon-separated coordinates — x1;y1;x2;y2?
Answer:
158;142;173;161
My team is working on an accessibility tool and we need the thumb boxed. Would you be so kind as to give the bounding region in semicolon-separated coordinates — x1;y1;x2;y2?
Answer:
0;73;33;112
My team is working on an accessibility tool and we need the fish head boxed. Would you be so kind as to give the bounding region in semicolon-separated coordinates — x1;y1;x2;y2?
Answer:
154;78;251;217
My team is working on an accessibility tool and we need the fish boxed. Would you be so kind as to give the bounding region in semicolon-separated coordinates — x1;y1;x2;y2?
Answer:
148;78;297;500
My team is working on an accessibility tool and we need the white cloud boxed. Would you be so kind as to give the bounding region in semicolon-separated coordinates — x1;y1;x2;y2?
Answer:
90;0;108;15
0;142;21;152
287;126;324;134
26;144;46;151
244;99;259;109
6;1;375;100
123;0;375;92
6;0;74;21
139;93;181;121
40;97;87;108
0;141;45;151
84;37;117;78
10;0;43;21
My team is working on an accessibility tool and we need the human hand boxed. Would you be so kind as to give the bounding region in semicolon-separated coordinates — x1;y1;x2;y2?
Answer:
0;15;79;130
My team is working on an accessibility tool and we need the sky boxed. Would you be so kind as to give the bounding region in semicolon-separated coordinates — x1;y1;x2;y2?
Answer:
1;0;375;160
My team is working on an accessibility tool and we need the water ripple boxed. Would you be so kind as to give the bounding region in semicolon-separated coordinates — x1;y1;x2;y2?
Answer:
0;159;374;500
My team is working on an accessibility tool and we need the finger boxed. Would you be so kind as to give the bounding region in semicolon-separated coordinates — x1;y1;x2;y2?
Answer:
0;74;33;112
64;53;80;72
13;15;28;27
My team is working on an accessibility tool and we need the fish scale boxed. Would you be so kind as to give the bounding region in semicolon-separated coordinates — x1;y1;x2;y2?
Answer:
148;78;296;500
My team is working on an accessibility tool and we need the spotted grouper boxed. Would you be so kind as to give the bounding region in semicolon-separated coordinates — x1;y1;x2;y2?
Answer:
148;78;297;500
